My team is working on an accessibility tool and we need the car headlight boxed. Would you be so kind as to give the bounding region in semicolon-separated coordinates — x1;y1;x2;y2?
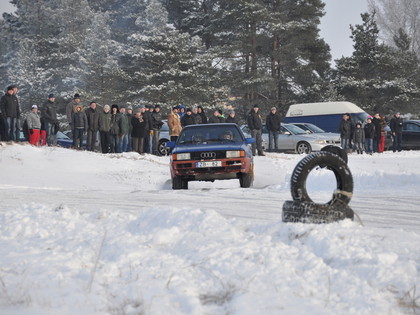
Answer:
226;150;243;158
314;139;327;144
175;153;191;160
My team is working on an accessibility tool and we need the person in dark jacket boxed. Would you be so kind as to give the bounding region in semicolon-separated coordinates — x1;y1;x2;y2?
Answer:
118;105;130;153
99;105;112;153
353;122;365;154
110;104;120;153
41;93;59;146
339;113;353;151
197;106;207;124
181;108;196;127
72;104;88;149
192;107;202;124
208;109;225;124
372;113;382;153
364;116;375;154
131;109;148;154
151;105;163;155
247;104;264;156
126;105;134;151
0;85;20;141
266;107;282;152
84;101;100;151
225;110;239;125
390;112;404;152
143;105;153;153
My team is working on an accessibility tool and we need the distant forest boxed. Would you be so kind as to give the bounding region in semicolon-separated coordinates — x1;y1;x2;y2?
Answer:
1;0;420;118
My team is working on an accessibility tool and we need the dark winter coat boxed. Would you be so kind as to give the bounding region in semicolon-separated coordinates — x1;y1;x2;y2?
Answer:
85;107;100;131
247;110;262;130
208;115;225;124
197;106;207;124
225;115;239;125
339;119;353;139
118;113;130;134
390;116;403;134
110;113;120;135
266;113;282;132
151;111;164;130
364;122;375;139
143;111;153;131
0;93;20;118
99;110;112;132
41;100;58;124
131;115;148;138
353;127;365;144
72;110;88;130
372;117;382;139
193;113;202;125
181;114;196;127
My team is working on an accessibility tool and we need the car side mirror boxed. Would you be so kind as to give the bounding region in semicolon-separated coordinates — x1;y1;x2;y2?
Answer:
245;137;256;144
284;131;291;135
166;141;176;148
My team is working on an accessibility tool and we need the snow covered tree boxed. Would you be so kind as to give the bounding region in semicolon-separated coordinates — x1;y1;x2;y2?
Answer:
334;12;420;114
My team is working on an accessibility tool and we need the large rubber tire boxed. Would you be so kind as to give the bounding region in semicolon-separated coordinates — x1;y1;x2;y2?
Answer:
290;151;353;206
239;172;253;188
321;145;348;164
172;176;188;190
158;139;169;156
296;141;312;154
282;200;354;224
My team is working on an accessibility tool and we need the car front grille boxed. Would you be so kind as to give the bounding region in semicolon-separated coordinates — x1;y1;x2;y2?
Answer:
190;151;226;160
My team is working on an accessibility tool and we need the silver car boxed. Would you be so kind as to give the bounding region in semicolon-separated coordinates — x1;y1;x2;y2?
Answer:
241;123;339;154
289;122;341;145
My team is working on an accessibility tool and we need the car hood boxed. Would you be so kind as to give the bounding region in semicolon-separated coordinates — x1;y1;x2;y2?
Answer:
173;142;248;153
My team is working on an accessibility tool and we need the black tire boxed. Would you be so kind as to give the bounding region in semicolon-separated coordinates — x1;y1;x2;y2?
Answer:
290;151;353;206
172;176;188;190
321;145;348;164
296;141;311;154
158;139;169;156
282;200;354;224
239;172;253;188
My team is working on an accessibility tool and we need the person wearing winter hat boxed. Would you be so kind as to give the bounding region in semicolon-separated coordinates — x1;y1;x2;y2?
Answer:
151;105;164;155
181;108;195;127
0;85;20;141
66;93;83;128
208;109;225;124
41;93;59;146
126;105;134;151
266;106;282;152
225;109;239;125
99;105;112;153
26;105;42;146
110;104;120;153
353;122;365;154
364;116;375;155
168;105;182;143
118;105;130;153
247;104;264;156
72;104;87;150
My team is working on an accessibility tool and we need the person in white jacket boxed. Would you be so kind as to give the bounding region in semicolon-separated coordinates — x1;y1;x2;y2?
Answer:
26;105;42;146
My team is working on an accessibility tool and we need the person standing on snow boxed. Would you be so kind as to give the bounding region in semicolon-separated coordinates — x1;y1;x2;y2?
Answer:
266;106;282;152
390;112;404;152
339;113;353;151
247;104;264;156
41;93;59;146
26;105;42;146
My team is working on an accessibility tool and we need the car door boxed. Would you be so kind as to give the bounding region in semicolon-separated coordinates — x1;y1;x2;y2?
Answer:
402;122;420;149
278;125;295;150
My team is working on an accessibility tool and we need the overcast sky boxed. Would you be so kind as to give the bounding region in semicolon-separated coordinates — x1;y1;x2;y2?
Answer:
0;0;369;62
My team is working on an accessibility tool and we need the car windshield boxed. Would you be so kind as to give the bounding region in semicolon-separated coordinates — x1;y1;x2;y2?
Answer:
300;123;326;133
178;125;244;144
283;124;307;135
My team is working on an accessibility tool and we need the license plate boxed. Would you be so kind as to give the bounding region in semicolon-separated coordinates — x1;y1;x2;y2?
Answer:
196;161;222;168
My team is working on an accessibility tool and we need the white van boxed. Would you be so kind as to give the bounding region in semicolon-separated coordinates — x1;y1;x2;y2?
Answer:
283;101;369;132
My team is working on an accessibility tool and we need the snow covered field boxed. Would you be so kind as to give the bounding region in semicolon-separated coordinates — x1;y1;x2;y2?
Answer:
0;143;419;314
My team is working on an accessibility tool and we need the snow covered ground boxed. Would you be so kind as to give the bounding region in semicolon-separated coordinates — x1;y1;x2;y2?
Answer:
0;143;419;314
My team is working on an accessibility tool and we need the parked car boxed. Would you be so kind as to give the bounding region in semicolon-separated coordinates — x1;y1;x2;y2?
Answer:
241;123;339;154
387;120;420;150
288;122;341;144
167;123;255;189
157;120;170;156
